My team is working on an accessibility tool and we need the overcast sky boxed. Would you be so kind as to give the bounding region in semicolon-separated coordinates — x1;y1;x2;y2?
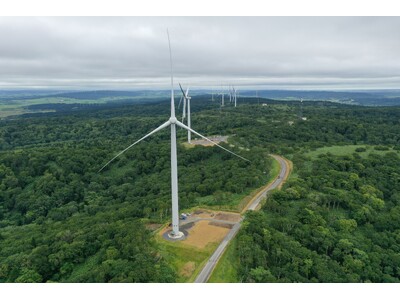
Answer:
0;17;400;90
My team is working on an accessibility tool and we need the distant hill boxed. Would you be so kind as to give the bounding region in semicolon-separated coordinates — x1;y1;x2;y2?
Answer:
1;89;400;106
0;90;170;102
51;90;155;100
236;89;400;106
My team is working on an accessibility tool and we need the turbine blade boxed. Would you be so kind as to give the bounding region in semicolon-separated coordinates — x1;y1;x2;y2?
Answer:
179;83;188;100
99;120;171;172
178;95;183;109
167;29;175;117
175;120;250;162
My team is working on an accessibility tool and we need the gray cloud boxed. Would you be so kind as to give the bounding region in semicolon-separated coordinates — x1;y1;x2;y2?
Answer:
0;17;399;90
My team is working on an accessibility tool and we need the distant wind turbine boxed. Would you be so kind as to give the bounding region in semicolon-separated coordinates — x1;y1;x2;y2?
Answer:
233;86;238;107
179;84;192;143
179;85;189;124
220;88;225;107
99;31;249;239
299;98;303;119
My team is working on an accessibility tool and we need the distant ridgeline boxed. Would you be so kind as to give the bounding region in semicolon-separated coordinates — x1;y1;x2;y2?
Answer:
0;90;160;101
1;89;400;108
238;89;400;106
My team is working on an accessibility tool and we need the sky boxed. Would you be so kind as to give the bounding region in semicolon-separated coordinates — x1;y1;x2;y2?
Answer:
0;17;400;90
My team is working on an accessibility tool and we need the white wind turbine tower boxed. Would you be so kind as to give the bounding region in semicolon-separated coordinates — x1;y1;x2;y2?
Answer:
99;31;249;240
233;86;238;107
256;90;259;105
178;85;189;124
299;98;304;119
220;88;225;107
179;84;192;144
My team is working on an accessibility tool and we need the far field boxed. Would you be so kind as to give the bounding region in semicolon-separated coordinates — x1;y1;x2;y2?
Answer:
305;144;399;159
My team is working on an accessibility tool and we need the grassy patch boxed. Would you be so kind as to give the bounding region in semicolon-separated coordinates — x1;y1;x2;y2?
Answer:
208;238;239;283
0;108;56;118
155;234;217;282
305;144;397;160
0;96;135;118
181;142;196;149
269;156;281;179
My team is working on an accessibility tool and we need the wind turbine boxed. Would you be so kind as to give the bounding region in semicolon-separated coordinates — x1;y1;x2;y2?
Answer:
99;31;249;240
220;88;225;107
179;84;192;143
179;86;189;124
233;86;238;107
299;98;304;119
256;90;259;105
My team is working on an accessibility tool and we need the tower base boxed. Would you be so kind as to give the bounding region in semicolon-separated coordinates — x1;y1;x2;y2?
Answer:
167;231;185;239
162;230;187;241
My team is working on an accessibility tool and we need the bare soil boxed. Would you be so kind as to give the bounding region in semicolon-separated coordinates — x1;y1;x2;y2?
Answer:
181;220;230;249
193;210;215;219
190;135;229;147
208;222;234;229
214;212;241;222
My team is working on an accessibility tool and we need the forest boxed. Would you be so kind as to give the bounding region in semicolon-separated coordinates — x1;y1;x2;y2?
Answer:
237;152;400;282
0;95;399;282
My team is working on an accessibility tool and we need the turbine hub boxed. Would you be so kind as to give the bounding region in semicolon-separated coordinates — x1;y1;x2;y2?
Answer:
170;117;177;124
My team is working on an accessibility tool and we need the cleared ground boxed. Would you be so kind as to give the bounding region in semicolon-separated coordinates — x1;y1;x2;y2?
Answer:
156;209;240;281
214;212;241;222
190;210;241;222
159;210;240;249
191;135;229;146
183;135;229;148
181;220;231;249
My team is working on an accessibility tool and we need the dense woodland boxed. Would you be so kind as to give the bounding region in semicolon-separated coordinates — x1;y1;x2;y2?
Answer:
0;95;400;282
238;152;400;282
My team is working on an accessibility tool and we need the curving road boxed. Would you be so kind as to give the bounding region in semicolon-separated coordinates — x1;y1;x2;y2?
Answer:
194;155;289;283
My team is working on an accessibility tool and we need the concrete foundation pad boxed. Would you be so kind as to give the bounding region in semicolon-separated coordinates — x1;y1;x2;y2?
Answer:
162;229;188;241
